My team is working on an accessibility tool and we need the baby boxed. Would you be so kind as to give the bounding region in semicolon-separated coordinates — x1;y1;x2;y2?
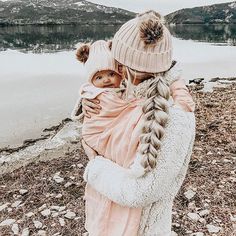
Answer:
77;40;123;93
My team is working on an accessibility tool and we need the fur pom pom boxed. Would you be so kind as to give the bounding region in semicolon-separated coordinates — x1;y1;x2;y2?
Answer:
76;44;90;63
138;10;164;45
107;40;112;50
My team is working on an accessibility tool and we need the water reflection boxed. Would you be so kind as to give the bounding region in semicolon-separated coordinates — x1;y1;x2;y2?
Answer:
0;24;121;53
0;24;236;53
168;24;236;46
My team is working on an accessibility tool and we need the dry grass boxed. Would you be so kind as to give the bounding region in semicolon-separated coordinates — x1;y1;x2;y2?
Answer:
172;85;236;235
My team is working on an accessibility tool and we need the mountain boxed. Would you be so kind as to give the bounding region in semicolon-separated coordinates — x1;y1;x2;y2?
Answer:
0;0;135;25
165;1;236;24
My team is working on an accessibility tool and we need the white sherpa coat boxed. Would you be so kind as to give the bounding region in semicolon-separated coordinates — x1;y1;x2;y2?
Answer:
83;108;195;236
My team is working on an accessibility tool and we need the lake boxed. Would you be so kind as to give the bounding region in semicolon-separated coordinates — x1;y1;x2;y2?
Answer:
0;24;236;148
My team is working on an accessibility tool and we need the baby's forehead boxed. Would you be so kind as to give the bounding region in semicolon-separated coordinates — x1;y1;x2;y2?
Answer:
96;70;118;76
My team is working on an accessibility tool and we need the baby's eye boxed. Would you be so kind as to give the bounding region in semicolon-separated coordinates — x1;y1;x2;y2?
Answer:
96;76;102;80
109;72;115;77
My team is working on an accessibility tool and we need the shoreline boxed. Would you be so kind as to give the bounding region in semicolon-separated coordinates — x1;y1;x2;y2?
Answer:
1;76;235;153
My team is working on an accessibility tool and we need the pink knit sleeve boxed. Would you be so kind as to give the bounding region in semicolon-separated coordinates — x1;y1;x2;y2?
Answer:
170;78;195;112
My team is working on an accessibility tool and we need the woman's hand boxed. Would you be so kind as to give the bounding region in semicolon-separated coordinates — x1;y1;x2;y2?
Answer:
82;139;98;160
82;98;101;118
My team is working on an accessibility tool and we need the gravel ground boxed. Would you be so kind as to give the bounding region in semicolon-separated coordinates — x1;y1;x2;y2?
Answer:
0;84;235;236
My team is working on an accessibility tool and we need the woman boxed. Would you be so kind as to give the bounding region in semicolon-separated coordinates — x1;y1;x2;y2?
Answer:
74;11;195;236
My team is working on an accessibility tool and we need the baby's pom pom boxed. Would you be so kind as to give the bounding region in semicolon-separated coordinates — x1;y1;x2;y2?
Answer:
107;40;112;50
76;43;90;63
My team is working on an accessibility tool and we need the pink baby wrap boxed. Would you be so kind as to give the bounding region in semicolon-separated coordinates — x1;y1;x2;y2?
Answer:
82;89;144;236
80;79;195;236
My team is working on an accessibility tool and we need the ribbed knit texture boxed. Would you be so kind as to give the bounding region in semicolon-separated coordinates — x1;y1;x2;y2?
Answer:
112;18;173;73
84;40;118;82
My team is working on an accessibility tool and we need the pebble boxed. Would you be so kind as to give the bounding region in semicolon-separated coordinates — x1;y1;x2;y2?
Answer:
52;233;61;236
0;218;16;226
65;182;73;188
19;189;28;195
0;203;10;211
199;209;210;216
172;223;180;227
52;212;59;217
64;211;76;219
7;207;13;212
70;176;75;180
59;217;65;227
77;163;84;168
11;223;19;235
214;218;222;223
38;230;47;236
34;220;43;229
50;206;59;211
11;200;22;208
184;189;196;200
187;212;200;222
199;218;206;224
41;208;51;217
233;224;236;231
58;206;66;212
25;212;34;218
22;228;30;236
188;201;196;209
230;215;236;222
171;231;178;236
59;210;67;215
190;233;204;236
38;204;47;211
55;193;63;199
53;172;64;183
206;224;221;233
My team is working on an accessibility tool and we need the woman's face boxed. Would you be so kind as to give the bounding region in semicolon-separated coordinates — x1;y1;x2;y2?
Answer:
117;62;153;85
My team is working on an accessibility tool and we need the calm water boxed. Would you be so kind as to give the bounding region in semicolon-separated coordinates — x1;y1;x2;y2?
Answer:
0;24;236;147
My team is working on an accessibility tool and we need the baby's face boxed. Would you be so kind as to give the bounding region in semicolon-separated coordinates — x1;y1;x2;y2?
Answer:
92;70;122;88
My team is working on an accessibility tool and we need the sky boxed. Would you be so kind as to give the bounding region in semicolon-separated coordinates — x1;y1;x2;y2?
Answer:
88;0;234;14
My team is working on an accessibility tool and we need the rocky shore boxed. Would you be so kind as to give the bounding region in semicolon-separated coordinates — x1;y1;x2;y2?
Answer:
0;79;235;236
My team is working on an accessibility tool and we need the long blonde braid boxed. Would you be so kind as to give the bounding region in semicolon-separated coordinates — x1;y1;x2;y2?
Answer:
139;75;170;171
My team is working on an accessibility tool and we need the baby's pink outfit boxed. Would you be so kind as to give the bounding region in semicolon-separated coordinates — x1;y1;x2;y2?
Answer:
79;79;195;236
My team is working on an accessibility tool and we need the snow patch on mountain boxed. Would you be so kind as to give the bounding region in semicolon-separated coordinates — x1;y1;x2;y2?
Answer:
229;2;236;9
74;2;85;7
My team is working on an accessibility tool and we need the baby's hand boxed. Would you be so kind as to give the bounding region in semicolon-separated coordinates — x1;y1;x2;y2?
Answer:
82;98;101;118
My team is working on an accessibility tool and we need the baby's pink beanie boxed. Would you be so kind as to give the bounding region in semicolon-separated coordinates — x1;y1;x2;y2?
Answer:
111;11;173;73
82;40;118;83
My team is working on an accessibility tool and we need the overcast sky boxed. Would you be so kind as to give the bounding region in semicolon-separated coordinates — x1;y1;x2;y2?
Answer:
89;0;233;14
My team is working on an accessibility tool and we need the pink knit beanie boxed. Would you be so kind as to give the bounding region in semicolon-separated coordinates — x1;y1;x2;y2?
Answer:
111;11;173;73
76;40;119;83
